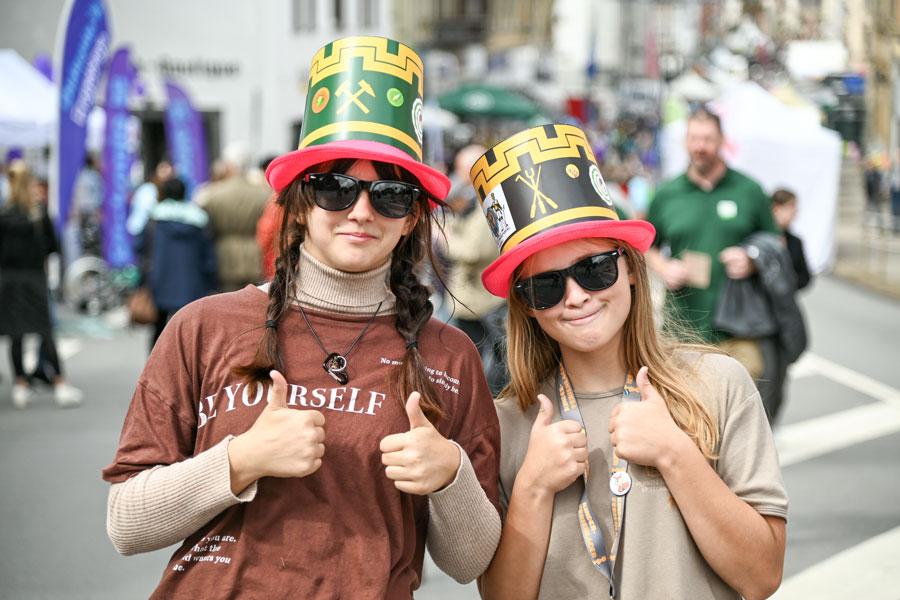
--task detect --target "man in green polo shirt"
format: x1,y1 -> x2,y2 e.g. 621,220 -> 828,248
647,108 -> 778,378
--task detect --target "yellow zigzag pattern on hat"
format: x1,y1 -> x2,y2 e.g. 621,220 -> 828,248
308,36 -> 424,96
470,124 -> 597,195
299,121 -> 422,159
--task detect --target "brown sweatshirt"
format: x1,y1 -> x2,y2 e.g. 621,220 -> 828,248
103,254 -> 501,599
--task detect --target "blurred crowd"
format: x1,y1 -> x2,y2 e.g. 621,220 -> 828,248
863,152 -> 900,234
0,142 -> 276,409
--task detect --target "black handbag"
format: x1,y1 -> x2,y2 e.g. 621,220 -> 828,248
713,276 -> 778,339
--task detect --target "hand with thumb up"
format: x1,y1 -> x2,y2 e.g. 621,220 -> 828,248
227,370 -> 325,495
518,394 -> 589,496
608,366 -> 689,469
379,392 -> 461,495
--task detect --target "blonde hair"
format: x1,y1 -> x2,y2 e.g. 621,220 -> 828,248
7,160 -> 37,216
502,240 -> 720,460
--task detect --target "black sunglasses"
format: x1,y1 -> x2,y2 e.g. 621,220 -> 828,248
303,172 -> 422,219
514,249 -> 623,310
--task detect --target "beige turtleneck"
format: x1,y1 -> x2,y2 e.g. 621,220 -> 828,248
289,245 -> 397,314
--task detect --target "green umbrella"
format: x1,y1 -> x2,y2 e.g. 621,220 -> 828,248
438,83 -> 542,120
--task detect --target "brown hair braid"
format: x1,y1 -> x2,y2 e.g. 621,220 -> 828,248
233,159 -> 446,423
387,198 -> 445,423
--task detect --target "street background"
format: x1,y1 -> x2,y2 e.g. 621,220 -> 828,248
2,0 -> 900,598
1,161 -> 898,599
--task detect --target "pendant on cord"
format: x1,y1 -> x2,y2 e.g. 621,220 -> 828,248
323,352 -> 349,385
299,300 -> 383,388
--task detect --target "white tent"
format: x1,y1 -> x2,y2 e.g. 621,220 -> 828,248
668,71 -> 719,103
423,102 -> 459,129
0,49 -> 56,148
784,40 -> 848,80
661,81 -> 842,274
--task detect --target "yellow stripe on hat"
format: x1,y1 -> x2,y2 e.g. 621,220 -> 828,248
471,124 -> 597,195
299,121 -> 423,159
308,36 -> 425,96
501,206 -> 619,253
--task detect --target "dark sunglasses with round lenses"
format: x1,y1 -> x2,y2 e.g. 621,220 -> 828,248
514,248 -> 624,310
303,172 -> 423,219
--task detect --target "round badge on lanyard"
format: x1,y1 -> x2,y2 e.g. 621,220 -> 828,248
609,471 -> 632,497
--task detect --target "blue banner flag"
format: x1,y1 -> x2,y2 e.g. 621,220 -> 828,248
101,46 -> 136,267
164,80 -> 209,197
54,0 -> 110,232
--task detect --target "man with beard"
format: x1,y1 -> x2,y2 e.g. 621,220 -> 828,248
646,107 -> 779,379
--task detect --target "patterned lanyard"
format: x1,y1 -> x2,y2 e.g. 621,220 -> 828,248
555,363 -> 640,599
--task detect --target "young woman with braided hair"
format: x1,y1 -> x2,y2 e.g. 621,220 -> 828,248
235,158 -> 446,421
102,37 -> 501,599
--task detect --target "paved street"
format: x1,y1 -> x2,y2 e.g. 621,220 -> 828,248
772,275 -> 900,598
1,271 -> 899,599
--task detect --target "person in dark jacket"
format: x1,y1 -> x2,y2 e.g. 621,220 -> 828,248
771,188 -> 812,291
0,160 -> 82,408
138,177 -> 217,350
754,232 -> 807,425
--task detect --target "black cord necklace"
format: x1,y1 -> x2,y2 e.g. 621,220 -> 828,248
298,301 -> 384,385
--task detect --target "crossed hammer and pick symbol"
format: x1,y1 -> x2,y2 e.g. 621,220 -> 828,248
516,166 -> 559,218
336,79 -> 375,114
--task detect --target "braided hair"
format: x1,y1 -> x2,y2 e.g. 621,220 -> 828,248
233,159 -> 447,423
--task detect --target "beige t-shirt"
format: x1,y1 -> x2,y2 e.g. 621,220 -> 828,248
495,351 -> 788,600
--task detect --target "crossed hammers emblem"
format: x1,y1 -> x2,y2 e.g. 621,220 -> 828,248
516,166 -> 559,218
336,79 -> 375,115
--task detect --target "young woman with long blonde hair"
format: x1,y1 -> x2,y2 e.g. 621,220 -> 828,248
471,124 -> 787,600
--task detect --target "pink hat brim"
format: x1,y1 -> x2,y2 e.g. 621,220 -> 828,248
482,219 -> 657,297
265,140 -> 451,200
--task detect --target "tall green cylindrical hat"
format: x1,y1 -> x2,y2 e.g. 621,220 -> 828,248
470,124 -> 655,297
266,36 -> 450,199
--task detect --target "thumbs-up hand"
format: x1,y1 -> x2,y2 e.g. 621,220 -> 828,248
608,366 -> 687,468
227,370 -> 325,494
518,394 -> 589,496
379,392 -> 461,495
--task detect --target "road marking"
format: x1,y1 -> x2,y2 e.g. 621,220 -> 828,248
793,353 -> 900,409
58,338 -> 81,360
23,337 -> 81,373
785,354 -> 819,379
777,353 -> 900,466
775,402 -> 900,466
772,525 -> 900,599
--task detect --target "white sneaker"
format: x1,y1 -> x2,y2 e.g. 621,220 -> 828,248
12,384 -> 31,409
54,383 -> 83,408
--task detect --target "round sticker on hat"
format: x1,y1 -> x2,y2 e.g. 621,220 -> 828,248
589,164 -> 612,206
717,200 -> 738,220
411,98 -> 424,145
312,87 -> 330,114
387,87 -> 404,107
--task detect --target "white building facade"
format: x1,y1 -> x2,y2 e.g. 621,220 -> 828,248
551,0 -> 701,117
2,0 -> 393,164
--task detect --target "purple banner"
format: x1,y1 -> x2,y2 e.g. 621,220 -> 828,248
33,52 -> 54,81
55,0 -> 110,232
101,47 -> 136,268
164,80 -> 208,197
